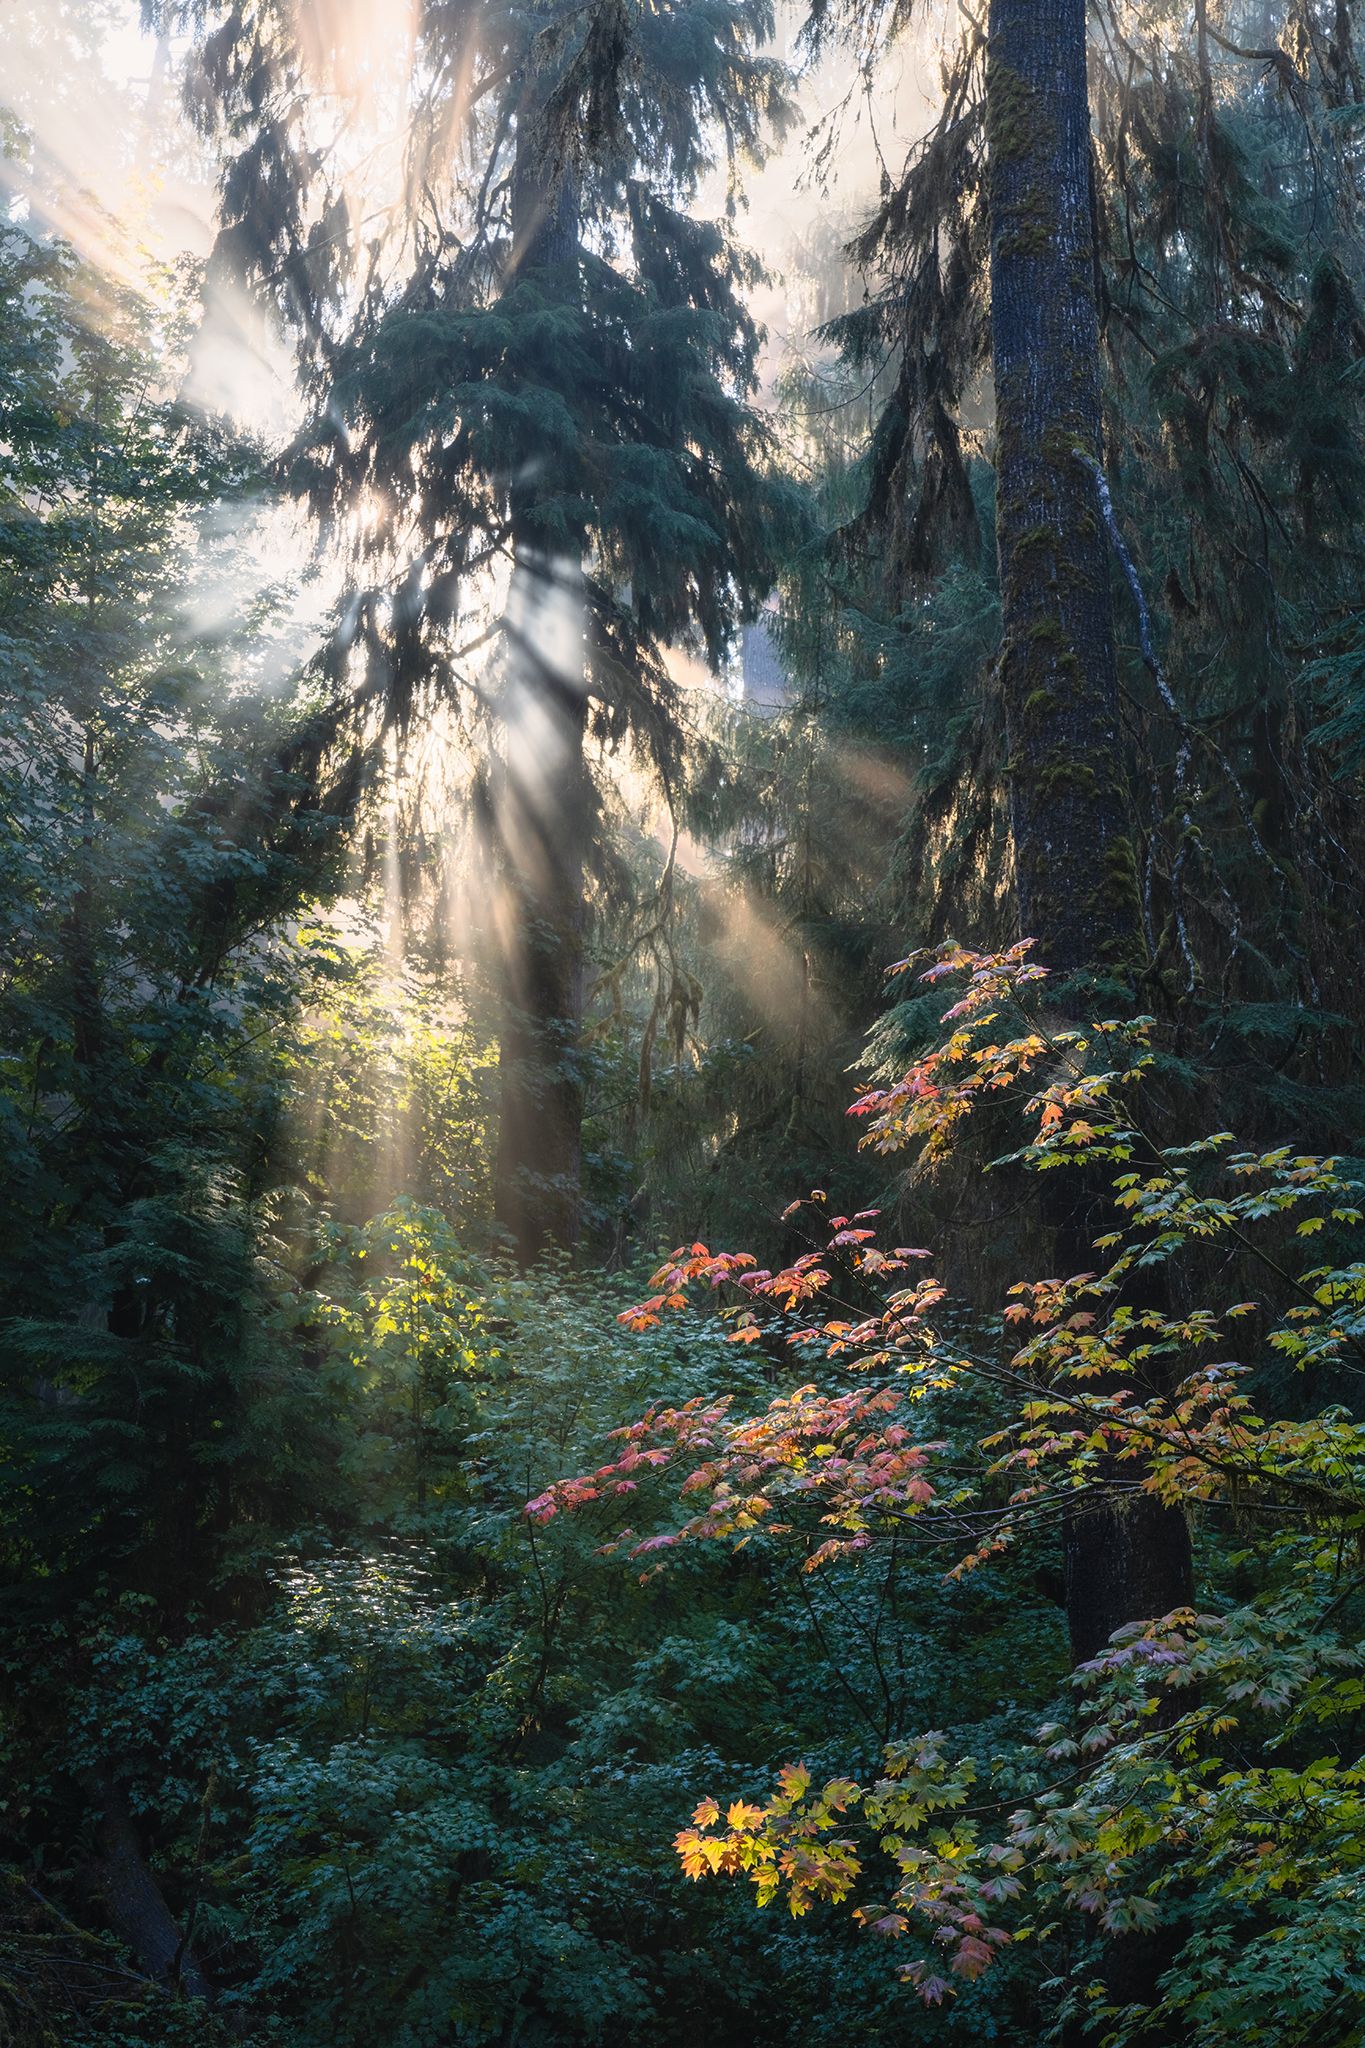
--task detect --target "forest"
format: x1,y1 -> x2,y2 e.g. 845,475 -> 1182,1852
3,0 -> 1365,2042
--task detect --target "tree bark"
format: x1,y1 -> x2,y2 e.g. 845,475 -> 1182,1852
989,0 -> 1132,972
987,0 -> 1194,1664
491,113 -> 591,1265
82,1770 -> 211,2002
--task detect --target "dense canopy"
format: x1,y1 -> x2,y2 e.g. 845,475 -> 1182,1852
3,4 -> 1365,2045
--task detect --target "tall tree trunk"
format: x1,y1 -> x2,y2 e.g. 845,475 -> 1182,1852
989,0 -> 1130,976
491,120 -> 591,1265
987,0 -> 1194,1663
69,725 -> 103,1076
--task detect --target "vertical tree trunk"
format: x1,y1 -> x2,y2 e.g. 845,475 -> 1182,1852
68,724 -> 104,1076
491,122 -> 592,1265
987,0 -> 1194,1663
989,0 -> 1130,974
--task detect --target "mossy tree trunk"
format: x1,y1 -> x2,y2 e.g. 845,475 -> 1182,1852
987,0 -> 1194,1664
491,120 -> 592,1266
989,0 -> 1131,971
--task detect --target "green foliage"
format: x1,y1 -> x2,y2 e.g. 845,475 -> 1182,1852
7,8 -> 1365,2048
782,2 -> 1365,1092
167,0 -> 806,800
545,943 -> 1365,2044
8,1229 -> 969,2044
0,221 -> 361,1617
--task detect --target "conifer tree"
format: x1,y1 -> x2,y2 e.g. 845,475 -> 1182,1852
988,0 -> 1129,977
799,0 -> 1365,1662
814,0 -> 1365,1060
800,0 -> 1197,1663
985,0 -> 1197,1661
165,0 -> 798,1261
492,85 -> 591,1261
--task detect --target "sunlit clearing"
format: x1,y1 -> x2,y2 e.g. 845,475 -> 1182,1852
286,700 -> 494,1222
